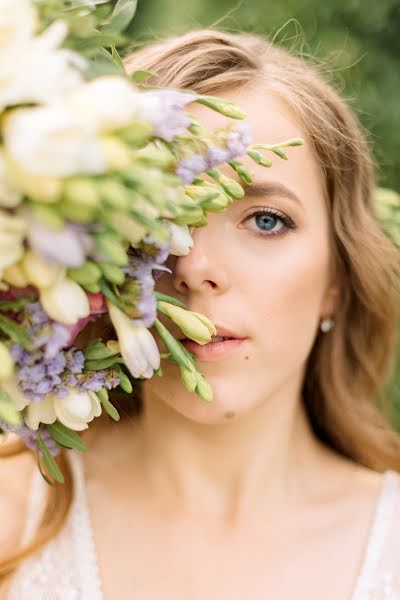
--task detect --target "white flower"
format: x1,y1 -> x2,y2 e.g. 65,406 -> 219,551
0,149 -> 22,208
39,276 -> 90,324
0,209 -> 27,278
26,214 -> 91,268
0,375 -> 30,411
22,249 -> 66,288
65,76 -> 144,133
0,342 -> 14,380
107,301 -> 160,379
164,221 -> 194,256
25,388 -> 102,431
0,3 -> 85,111
2,103 -> 106,179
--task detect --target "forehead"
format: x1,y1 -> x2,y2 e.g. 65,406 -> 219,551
189,84 -> 326,207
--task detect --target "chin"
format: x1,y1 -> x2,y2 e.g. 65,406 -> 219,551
145,372 -> 258,425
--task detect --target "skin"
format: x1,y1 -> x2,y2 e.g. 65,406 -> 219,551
0,85 -> 386,599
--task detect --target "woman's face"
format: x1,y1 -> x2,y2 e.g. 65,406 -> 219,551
146,85 -> 339,423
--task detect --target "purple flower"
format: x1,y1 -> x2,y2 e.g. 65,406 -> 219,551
175,122 -> 253,184
0,421 -> 60,457
143,90 -> 197,142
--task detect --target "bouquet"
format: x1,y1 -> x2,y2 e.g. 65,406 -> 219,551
0,0 -> 395,485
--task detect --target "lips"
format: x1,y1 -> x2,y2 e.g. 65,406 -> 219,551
179,325 -> 246,343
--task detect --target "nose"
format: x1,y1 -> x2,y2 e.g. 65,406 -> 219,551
171,222 -> 230,296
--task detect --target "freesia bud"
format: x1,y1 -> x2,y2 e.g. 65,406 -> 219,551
107,301 -> 160,379
157,302 -> 217,344
22,250 -> 65,288
40,276 -> 90,324
0,342 -> 14,380
165,221 -> 194,256
196,96 -> 246,119
2,260 -> 30,287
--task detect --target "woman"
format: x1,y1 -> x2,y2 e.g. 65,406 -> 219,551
1,29 -> 400,599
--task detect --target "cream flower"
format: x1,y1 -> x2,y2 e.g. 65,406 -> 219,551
25,388 -> 102,431
107,301 -> 160,379
0,342 -> 14,380
65,76 -> 144,133
0,209 -> 27,278
164,221 -> 194,256
2,103 -> 106,180
0,1 -> 85,111
39,276 -> 90,324
0,149 -> 22,208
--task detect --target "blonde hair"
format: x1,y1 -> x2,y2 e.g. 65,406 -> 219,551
1,28 -> 400,586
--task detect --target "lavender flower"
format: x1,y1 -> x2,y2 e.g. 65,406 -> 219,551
175,122 -> 252,184
142,90 -> 197,142
0,420 -> 60,457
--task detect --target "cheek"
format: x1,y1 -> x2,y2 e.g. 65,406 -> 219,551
241,236 -> 330,355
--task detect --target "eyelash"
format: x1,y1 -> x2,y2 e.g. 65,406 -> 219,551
243,208 -> 298,237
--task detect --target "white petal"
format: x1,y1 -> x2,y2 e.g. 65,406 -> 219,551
25,396 -> 57,431
40,276 -> 90,324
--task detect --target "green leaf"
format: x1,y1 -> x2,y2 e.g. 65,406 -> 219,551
103,0 -> 138,34
47,422 -> 88,453
154,291 -> 187,309
96,388 -> 120,421
0,295 -> 36,312
113,364 -> 133,392
37,434 -> 64,484
0,314 -> 32,350
0,390 -> 22,426
84,355 -> 125,370
83,339 -> 120,360
111,44 -> 126,72
131,70 -> 155,84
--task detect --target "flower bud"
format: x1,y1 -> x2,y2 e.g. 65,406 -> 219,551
158,302 -> 217,344
67,261 -> 102,286
101,136 -> 131,171
246,149 -> 272,168
196,96 -> 246,119
22,250 -> 65,288
195,374 -> 213,403
181,366 -> 198,392
93,231 -> 129,266
40,276 -> 90,324
2,260 -> 30,287
0,342 -> 14,380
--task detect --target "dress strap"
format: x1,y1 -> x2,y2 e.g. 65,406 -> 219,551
351,470 -> 400,599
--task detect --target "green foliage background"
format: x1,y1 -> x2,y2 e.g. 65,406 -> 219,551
127,0 -> 400,191
125,0 -> 400,423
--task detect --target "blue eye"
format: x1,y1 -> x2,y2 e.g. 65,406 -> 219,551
244,208 -> 297,237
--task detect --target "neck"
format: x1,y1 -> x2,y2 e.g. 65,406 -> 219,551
125,379 -> 333,526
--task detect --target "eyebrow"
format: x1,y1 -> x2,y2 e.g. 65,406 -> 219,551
243,181 -> 303,208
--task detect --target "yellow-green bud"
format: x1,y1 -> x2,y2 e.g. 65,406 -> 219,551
22,250 -> 65,289
158,302 -> 217,344
64,178 -> 100,208
181,367 -> 198,392
2,261 -> 30,287
93,232 -> 129,266
98,263 -> 126,285
246,149 -> 272,168
196,96 -> 246,119
0,342 -> 14,380
67,261 -> 102,286
195,375 -> 213,403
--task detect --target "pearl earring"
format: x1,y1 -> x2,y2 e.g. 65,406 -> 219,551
320,317 -> 334,332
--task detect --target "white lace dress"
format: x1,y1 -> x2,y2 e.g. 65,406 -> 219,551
5,452 -> 400,599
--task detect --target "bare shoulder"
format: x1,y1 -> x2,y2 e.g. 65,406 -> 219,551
0,449 -> 35,560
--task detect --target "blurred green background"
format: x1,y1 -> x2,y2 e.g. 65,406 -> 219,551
127,0 -> 400,191
125,0 -> 400,423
